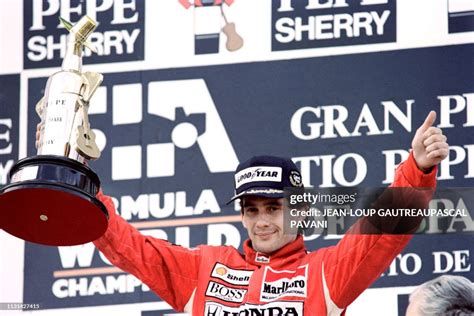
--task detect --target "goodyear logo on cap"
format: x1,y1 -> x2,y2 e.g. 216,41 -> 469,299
235,167 -> 282,189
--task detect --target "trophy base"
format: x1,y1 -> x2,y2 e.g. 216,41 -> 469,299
0,155 -> 108,246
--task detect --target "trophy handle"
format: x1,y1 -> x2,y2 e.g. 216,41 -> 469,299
70,72 -> 103,160
74,98 -> 101,160
82,72 -> 103,102
35,96 -> 45,118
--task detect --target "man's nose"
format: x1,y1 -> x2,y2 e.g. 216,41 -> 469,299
255,211 -> 271,227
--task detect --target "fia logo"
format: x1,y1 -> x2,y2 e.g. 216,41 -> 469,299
89,78 -> 239,181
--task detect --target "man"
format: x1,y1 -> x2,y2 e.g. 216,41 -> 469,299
93,111 -> 448,315
406,275 -> 474,315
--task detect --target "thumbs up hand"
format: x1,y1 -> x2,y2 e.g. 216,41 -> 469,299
411,111 -> 449,171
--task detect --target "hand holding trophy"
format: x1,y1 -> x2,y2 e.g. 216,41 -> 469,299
0,16 -> 108,246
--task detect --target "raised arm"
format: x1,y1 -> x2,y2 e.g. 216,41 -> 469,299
33,123 -> 200,311
321,111 -> 448,310
93,192 -> 200,312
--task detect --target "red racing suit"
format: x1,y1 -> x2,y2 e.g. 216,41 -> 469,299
94,153 -> 437,315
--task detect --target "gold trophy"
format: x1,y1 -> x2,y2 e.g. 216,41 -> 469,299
0,16 -> 108,246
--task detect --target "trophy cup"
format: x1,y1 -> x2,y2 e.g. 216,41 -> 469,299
0,16 -> 108,246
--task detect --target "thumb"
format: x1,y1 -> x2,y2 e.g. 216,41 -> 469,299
418,111 -> 436,132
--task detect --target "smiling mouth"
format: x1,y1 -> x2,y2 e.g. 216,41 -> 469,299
255,231 -> 276,238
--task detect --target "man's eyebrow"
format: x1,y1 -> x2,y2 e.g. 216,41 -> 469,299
242,201 -> 256,208
265,200 -> 283,206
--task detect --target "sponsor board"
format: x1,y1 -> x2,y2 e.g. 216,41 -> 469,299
272,0 -> 396,51
211,263 -> 254,286
204,301 -> 303,316
0,0 -> 471,313
205,281 -> 247,303
260,265 -> 308,302
24,0 -> 145,68
20,45 -> 473,309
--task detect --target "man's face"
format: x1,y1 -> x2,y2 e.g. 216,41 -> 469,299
241,196 -> 297,255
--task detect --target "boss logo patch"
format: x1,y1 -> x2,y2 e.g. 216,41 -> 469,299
205,281 -> 247,303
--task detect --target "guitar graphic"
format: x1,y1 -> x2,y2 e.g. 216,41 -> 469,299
220,5 -> 244,52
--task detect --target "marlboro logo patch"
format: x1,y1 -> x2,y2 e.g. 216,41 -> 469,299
260,265 -> 308,302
